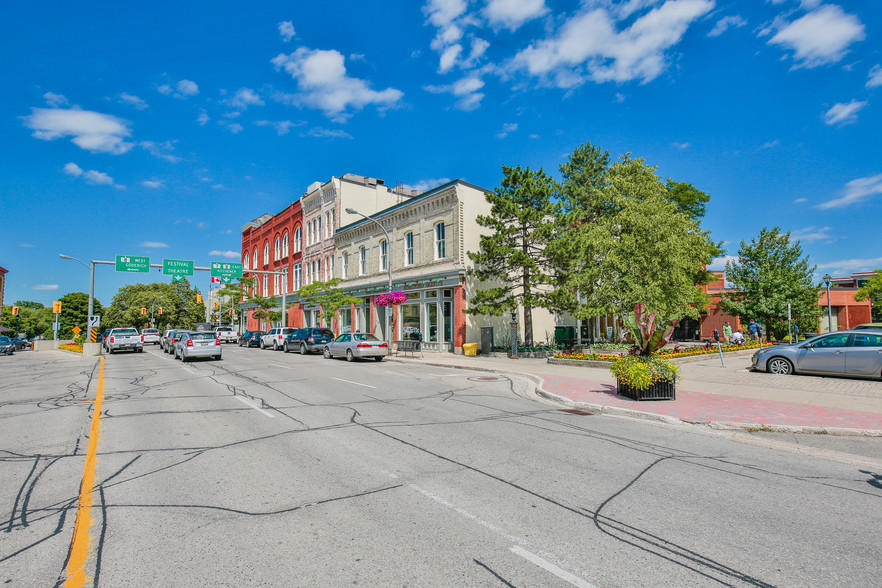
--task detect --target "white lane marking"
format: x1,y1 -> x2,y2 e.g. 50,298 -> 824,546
510,546 -> 598,588
332,377 -> 377,389
234,395 -> 275,418
409,484 -> 596,587
145,349 -> 173,361
268,363 -> 293,369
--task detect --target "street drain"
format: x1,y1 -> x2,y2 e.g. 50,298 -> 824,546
561,409 -> 593,415
469,376 -> 503,382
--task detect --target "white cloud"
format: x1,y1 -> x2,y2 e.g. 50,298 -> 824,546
766,5 -> 865,68
19,243 -> 35,248
209,250 -> 241,258
227,87 -> 264,110
510,0 -> 714,87
823,100 -> 867,126
271,48 -> 403,121
117,92 -> 148,110
142,180 -> 163,189
495,122 -> 518,138
220,121 -> 244,134
484,0 -> 547,31
709,254 -> 739,270
196,109 -> 210,125
424,75 -> 485,110
439,44 -> 463,73
790,226 -> 832,242
868,65 -> 882,89
817,174 -> 882,209
140,140 -> 182,162
761,139 -> 780,149
32,284 -> 59,291
708,14 -> 747,37
140,241 -> 169,248
63,161 -> 124,188
302,127 -> 354,140
23,108 -> 133,154
255,119 -> 300,135
43,92 -> 68,107
672,142 -> 690,150
793,197 -> 807,203
279,21 -> 295,42
816,257 -> 882,275
404,178 -> 451,192
159,79 -> 199,98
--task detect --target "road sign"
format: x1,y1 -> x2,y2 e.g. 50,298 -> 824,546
220,276 -> 232,284
386,307 -> 393,317
53,301 -> 62,313
210,262 -> 242,279
163,259 -> 194,276
88,315 -> 101,328
72,326 -> 81,335
115,255 -> 150,273
172,275 -> 186,282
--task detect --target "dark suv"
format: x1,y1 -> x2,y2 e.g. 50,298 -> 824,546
238,330 -> 264,348
284,328 -> 335,354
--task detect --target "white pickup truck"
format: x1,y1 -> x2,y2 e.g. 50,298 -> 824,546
215,326 -> 238,344
105,328 -> 143,354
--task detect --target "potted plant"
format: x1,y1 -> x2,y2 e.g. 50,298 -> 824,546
610,304 -> 679,401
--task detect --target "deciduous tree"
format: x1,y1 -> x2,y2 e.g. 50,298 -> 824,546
295,278 -> 361,330
854,269 -> 882,322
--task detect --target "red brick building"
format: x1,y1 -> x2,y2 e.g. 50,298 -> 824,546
818,288 -> 872,332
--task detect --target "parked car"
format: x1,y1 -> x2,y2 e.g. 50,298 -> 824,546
752,330 -> 882,379
853,323 -> 882,331
141,328 -> 161,345
238,330 -> 264,347
0,336 -> 15,355
12,337 -> 29,350
160,329 -> 177,352
284,328 -> 335,354
163,330 -> 184,354
323,332 -> 389,362
174,331 -> 222,362
215,326 -> 239,343
260,327 -> 296,350
98,329 -> 111,344
105,328 -> 143,354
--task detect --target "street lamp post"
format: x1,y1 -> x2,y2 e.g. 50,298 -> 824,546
345,208 -> 393,347
822,273 -> 833,333
59,254 -> 95,336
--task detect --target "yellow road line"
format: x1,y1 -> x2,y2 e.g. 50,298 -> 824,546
65,357 -> 105,587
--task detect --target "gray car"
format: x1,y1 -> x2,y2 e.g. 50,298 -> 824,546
752,330 -> 882,379
323,332 -> 389,362
174,331 -> 222,362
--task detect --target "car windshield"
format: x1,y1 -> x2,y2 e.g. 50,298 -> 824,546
0,337 -> 12,344
353,334 -> 379,341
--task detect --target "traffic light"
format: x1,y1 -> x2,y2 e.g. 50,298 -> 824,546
157,307 -> 163,315
196,294 -> 203,304
214,301 -> 219,310
228,309 -> 233,316
52,301 -> 62,313
11,306 -> 19,316
141,307 -> 147,315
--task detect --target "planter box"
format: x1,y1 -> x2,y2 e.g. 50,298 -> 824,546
617,378 -> 676,401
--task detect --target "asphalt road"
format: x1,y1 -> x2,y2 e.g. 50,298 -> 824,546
3,346 -> 882,587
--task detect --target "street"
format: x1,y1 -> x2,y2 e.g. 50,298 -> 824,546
3,347 -> 882,587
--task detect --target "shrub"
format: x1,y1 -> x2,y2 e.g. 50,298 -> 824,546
609,354 -> 679,390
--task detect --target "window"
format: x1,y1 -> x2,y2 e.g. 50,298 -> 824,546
253,249 -> 258,269
359,246 -> 366,275
325,256 -> 331,280
329,255 -> 335,279
380,239 -> 387,271
264,243 -> 269,265
812,334 -> 850,348
274,237 -> 281,261
405,232 -> 414,266
434,222 -> 446,259
263,275 -> 268,295
294,264 -> 301,290
853,334 -> 882,347
342,252 -> 349,279
306,222 -> 312,245
316,259 -> 322,281
326,212 -> 331,238
317,216 -> 322,240
331,209 -> 336,230
294,227 -> 302,252
282,232 -> 289,257
244,253 -> 249,270
306,263 -> 311,284
274,273 -> 280,294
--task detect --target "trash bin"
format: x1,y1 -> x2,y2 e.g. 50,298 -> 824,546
463,342 -> 478,356
480,327 -> 494,354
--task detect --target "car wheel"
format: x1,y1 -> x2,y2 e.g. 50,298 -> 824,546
346,349 -> 354,362
260,340 -> 265,349
300,343 -> 308,356
283,343 -> 289,353
323,346 -> 331,359
182,351 -> 190,362
108,347 -> 114,354
273,341 -> 279,351
214,355 -> 221,360
374,356 -> 384,362
767,357 -> 793,375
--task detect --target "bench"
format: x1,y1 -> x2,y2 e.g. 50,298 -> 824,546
396,340 -> 421,357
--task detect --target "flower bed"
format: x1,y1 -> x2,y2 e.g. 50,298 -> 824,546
58,343 -> 83,353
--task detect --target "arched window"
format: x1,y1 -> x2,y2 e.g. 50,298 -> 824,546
264,243 -> 270,266
274,237 -> 281,261
359,246 -> 366,275
282,232 -> 289,258
434,222 -> 446,259
317,216 -> 323,240
294,227 -> 302,252
263,275 -> 268,296
244,253 -> 250,270
379,239 -> 387,271
342,252 -> 349,279
253,248 -> 258,269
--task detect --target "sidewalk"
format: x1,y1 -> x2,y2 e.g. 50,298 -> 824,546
385,351 -> 882,435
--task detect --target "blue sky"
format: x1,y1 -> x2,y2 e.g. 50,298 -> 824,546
2,0 -> 880,308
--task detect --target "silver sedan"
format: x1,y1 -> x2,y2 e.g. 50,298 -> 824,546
174,331 -> 222,362
752,330 -> 882,379
323,332 -> 389,362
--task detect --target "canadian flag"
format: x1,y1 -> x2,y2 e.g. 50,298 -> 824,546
210,276 -> 221,284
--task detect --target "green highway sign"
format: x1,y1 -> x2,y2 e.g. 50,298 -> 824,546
115,255 -> 150,273
210,261 -> 242,279
221,276 -> 232,284
163,259 -> 194,276
172,275 -> 186,282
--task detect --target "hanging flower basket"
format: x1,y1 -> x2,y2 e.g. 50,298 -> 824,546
375,291 -> 407,306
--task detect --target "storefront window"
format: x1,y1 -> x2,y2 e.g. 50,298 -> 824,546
401,304 -> 421,341
427,303 -> 438,342
443,301 -> 452,343
340,308 -> 352,333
